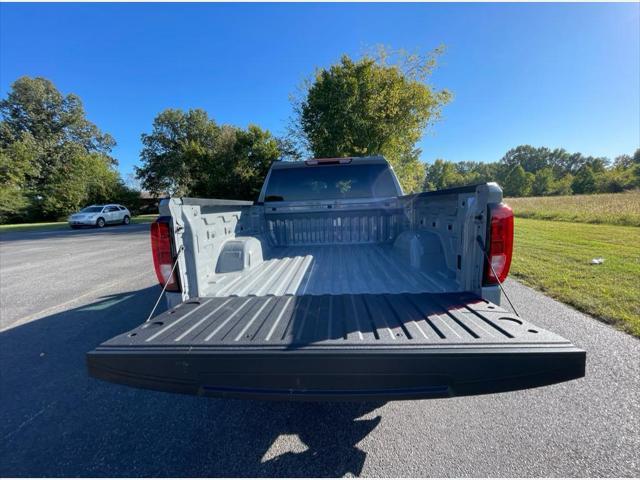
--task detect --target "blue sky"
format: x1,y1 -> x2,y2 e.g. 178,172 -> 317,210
1,3 -> 639,178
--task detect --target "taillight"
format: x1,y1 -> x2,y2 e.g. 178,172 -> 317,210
483,203 -> 514,285
150,217 -> 180,292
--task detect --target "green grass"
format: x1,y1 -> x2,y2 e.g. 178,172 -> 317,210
511,218 -> 640,337
506,190 -> 640,227
130,214 -> 157,224
0,214 -> 157,233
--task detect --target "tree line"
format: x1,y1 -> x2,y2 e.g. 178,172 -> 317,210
424,145 -> 640,197
1,46 -> 638,223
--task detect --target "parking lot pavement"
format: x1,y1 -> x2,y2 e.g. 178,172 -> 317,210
0,226 -> 638,477
0,224 -> 154,331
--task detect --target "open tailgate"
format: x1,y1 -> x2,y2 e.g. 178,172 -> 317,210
87,292 -> 585,401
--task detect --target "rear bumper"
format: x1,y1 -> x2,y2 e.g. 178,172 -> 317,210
87,345 -> 585,401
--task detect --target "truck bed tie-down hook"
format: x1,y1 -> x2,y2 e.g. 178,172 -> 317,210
145,245 -> 184,323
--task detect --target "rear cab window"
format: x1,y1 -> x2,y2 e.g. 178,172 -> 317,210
264,164 -> 399,202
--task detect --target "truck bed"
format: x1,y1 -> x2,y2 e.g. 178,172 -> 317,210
206,244 -> 457,297
87,292 -> 585,400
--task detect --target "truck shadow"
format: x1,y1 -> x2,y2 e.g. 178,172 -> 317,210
0,287 -> 383,477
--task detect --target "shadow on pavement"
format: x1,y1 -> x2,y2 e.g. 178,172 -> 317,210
0,286 -> 383,477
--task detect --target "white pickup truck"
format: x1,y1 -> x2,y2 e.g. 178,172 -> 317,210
88,156 -> 585,400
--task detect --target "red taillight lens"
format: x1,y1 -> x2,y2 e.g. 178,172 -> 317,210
483,203 -> 514,285
150,218 -> 180,291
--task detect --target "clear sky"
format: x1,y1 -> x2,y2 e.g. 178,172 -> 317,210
1,2 -> 639,178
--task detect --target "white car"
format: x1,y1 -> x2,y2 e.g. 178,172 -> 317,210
68,204 -> 131,228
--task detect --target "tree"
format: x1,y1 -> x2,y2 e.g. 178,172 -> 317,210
531,167 -> 555,196
424,145 -> 639,198
136,109 -> 280,200
550,174 -> 574,195
214,124 -> 281,200
500,145 -> 552,174
137,109 -> 219,196
571,166 -> 597,194
613,154 -> 633,169
0,133 -> 39,221
293,47 -> 451,192
424,159 -> 465,190
394,150 -> 426,194
0,76 -> 124,221
502,165 -> 533,197
633,149 -> 640,187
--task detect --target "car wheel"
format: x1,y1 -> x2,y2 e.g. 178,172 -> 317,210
70,225 -> 79,229
96,217 -> 106,228
123,215 -> 130,225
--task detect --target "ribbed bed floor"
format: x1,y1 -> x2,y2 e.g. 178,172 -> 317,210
205,244 -> 457,297
105,292 -> 565,348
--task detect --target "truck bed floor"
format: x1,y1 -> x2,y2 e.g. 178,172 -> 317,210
102,292 -> 572,348
206,244 -> 457,297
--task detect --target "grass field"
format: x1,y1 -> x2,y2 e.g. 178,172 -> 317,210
510,218 -> 640,337
506,190 -> 640,227
0,214 -> 157,233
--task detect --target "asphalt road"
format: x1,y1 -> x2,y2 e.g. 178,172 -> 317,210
1,225 -> 638,477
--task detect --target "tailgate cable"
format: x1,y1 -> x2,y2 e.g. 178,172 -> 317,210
146,245 -> 184,323
476,235 -> 520,317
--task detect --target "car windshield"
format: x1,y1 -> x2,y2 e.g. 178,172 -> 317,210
80,206 -> 103,213
264,164 -> 398,202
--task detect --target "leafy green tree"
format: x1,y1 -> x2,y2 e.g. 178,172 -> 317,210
632,149 -> 640,187
424,159 -> 465,191
0,76 -> 125,221
137,109 -> 219,196
453,161 -> 498,184
502,165 -> 533,197
293,47 -> 451,192
531,167 -> 555,196
597,162 -> 637,193
423,159 -> 502,192
394,150 -> 426,194
424,145 -> 639,198
0,133 -> 39,221
584,157 -> 610,174
501,145 -> 552,174
136,109 -> 280,200
571,166 -> 597,194
613,154 -> 633,169
550,174 -> 574,195
214,124 -> 281,200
